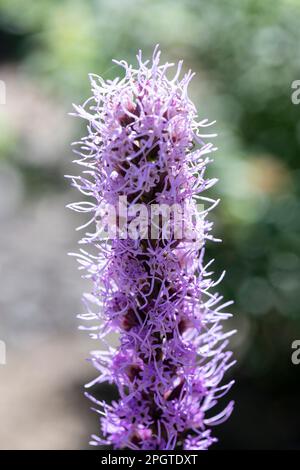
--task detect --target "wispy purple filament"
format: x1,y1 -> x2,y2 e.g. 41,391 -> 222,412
69,47 -> 235,450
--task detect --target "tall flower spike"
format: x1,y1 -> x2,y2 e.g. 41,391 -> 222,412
68,47 -> 235,450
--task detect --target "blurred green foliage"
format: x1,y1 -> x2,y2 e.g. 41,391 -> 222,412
0,0 -> 300,448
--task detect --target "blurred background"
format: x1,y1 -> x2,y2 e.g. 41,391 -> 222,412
0,0 -> 300,449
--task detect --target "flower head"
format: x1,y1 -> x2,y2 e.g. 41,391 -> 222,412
69,46 -> 235,450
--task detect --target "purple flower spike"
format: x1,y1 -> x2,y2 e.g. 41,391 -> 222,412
68,46 -> 235,450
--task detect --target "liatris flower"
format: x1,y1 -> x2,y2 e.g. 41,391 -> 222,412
68,46 -> 235,450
